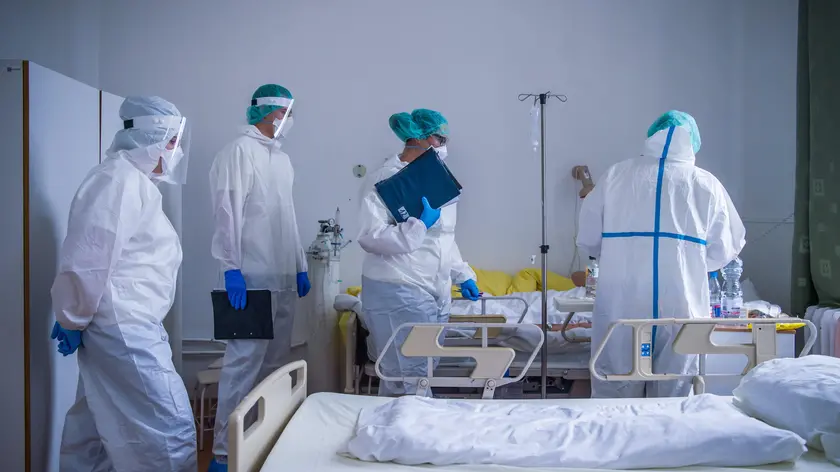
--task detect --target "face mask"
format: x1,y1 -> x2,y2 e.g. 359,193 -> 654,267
272,115 -> 294,139
153,147 -> 184,183
434,145 -> 448,160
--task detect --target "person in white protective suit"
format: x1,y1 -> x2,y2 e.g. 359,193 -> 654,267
577,110 -> 745,399
359,109 -> 481,397
208,84 -> 310,471
49,96 -> 196,471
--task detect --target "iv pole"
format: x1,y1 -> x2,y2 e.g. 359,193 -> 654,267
517,91 -> 567,399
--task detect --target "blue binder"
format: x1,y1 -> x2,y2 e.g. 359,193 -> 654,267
375,148 -> 462,223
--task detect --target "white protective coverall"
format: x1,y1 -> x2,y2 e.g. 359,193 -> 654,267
209,125 -> 307,456
358,154 -> 475,396
577,126 -> 745,398
51,99 -> 195,471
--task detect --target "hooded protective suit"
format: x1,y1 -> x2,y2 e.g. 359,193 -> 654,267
51,96 -> 196,471
209,125 -> 306,457
358,154 -> 475,396
578,124 -> 745,398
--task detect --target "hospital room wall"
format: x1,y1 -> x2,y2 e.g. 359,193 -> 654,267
95,0 -> 800,341
0,0 -> 101,88
734,0 -> 799,313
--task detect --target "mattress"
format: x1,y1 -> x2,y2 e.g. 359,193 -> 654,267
260,393 -> 835,472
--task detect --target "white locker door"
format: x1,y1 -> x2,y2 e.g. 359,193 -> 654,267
27,61 -> 101,472
0,59 -> 26,472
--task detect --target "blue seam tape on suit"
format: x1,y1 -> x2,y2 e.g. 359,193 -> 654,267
650,126 -> 675,356
602,232 -> 707,245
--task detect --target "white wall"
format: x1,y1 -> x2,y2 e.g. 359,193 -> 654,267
734,0 -> 799,312
96,0 -> 800,340
0,0 -> 100,88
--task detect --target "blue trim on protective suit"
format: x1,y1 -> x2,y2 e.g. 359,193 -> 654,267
602,232 -> 707,245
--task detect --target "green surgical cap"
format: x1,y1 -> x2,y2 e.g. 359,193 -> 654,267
389,113 -> 423,142
247,84 -> 293,125
647,110 -> 701,154
389,108 -> 450,142
410,108 -> 449,138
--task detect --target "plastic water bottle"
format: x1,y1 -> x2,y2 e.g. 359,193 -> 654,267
585,257 -> 598,298
708,272 -> 722,318
721,258 -> 744,319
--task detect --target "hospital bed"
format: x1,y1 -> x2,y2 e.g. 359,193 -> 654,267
227,317 -> 832,472
339,291 -> 595,398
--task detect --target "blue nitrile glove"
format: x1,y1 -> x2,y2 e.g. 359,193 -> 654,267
224,269 -> 247,310
297,272 -> 311,298
460,279 -> 481,301
207,457 -> 227,472
50,321 -> 83,356
419,196 -> 441,229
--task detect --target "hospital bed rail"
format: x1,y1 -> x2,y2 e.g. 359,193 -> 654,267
451,295 -> 530,323
554,297 -> 594,344
375,322 -> 545,399
340,295 -> 591,396
451,295 -> 593,344
228,318 -> 815,471
339,296 -> 530,394
591,317 -> 818,394
444,295 -> 529,345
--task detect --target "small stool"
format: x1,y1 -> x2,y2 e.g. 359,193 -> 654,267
193,368 -> 221,450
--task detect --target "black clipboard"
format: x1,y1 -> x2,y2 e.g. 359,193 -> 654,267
374,147 -> 462,222
211,289 -> 274,340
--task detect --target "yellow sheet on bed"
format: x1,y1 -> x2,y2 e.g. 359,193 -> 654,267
346,267 -> 576,298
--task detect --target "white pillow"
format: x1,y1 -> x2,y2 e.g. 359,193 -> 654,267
733,355 -> 840,465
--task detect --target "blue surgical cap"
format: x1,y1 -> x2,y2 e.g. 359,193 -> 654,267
247,84 -> 293,125
410,109 -> 449,138
647,110 -> 701,154
109,96 -> 181,152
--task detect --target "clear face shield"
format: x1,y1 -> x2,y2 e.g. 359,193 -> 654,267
253,96 -> 295,140
123,115 -> 192,185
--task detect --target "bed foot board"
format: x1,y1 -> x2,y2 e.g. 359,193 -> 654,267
229,360 -> 307,472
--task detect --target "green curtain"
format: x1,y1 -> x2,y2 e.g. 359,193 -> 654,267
790,0 -> 840,316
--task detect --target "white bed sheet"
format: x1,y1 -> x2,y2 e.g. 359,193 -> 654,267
260,393 -> 835,472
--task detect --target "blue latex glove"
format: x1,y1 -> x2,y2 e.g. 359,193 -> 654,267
419,196 -> 441,229
460,279 -> 481,301
50,321 -> 83,356
224,269 -> 247,310
297,272 -> 311,298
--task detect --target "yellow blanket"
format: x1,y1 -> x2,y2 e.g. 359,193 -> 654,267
346,266 -> 576,297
